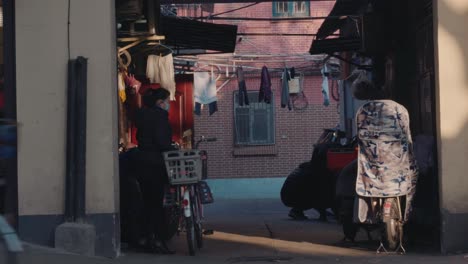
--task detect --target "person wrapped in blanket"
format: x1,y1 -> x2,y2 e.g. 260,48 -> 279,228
353,80 -> 418,224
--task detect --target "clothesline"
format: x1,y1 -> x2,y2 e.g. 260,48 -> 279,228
174,58 -> 321,75
178,53 -> 328,59
175,56 -> 326,64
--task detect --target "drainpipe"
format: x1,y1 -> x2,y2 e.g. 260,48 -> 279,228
74,57 -> 87,221
65,57 -> 88,222
65,59 -> 77,221
56,57 -> 94,256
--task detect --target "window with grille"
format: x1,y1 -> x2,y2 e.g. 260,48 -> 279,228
273,1 -> 310,17
233,91 -> 275,145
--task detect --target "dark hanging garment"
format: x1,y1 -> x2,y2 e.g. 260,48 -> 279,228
290,67 -> 296,79
259,66 -> 272,104
281,68 -> 292,110
237,66 -> 249,106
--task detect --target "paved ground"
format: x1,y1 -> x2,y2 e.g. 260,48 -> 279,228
7,199 -> 468,263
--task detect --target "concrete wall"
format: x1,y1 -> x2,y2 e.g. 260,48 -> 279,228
433,0 -> 468,254
15,0 -> 119,257
16,0 -> 69,216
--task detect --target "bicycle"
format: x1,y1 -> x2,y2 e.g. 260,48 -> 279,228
163,137 -> 216,256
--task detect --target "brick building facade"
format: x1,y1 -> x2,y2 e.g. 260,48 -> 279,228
177,2 -> 339,179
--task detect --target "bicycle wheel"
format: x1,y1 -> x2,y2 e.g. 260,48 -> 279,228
185,214 -> 196,256
192,189 -> 203,249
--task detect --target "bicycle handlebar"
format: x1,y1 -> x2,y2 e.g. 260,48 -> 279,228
195,137 -> 217,149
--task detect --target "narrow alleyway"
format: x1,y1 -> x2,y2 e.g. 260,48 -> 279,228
12,199 -> 466,264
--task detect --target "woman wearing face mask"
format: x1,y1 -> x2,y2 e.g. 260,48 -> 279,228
135,88 -> 175,254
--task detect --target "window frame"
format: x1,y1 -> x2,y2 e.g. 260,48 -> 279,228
233,91 -> 276,146
272,1 -> 310,18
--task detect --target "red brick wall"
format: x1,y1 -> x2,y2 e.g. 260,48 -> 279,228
179,2 -> 335,54
177,2 -> 339,178
194,72 -> 339,179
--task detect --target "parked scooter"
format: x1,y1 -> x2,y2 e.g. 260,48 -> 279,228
336,159 -> 410,254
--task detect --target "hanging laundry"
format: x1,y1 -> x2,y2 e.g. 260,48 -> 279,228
321,65 -> 330,106
118,71 -> 127,103
194,102 -> 218,116
236,66 -> 249,106
281,68 -> 292,110
259,66 -> 272,104
290,67 -> 296,79
146,53 -> 176,100
193,72 -> 218,116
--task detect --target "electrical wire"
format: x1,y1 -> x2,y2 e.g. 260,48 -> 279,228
194,16 -> 352,21
200,2 -> 260,19
292,92 -> 309,111
331,80 -> 340,101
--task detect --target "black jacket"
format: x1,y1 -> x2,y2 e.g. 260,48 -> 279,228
135,106 -> 173,153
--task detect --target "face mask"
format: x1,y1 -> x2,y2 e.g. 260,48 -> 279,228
163,100 -> 170,111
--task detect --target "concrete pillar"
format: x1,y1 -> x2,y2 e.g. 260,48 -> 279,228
433,0 -> 468,254
15,0 -> 119,257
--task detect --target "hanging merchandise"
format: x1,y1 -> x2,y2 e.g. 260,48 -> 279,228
117,72 -> 129,145
118,49 -> 132,70
118,71 -> 127,103
124,74 -> 142,131
258,66 -> 272,104
193,72 -> 218,116
321,65 -> 330,106
124,73 -> 142,95
146,53 -> 176,100
236,66 -> 249,106
281,67 -> 292,110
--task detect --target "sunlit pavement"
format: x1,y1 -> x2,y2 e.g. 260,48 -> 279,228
11,199 -> 468,263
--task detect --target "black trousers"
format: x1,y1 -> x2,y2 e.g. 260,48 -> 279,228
137,151 -> 167,241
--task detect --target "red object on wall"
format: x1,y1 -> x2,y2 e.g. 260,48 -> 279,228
129,77 -> 194,146
169,75 -> 194,145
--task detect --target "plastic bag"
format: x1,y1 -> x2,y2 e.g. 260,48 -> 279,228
351,70 -> 371,92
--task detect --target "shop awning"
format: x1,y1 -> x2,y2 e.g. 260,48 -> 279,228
310,0 -> 369,54
161,16 -> 238,53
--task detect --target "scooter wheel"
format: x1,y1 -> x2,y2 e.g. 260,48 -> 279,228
382,198 -> 402,250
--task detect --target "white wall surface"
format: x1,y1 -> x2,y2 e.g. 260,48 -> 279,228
434,0 -> 468,214
16,0 -> 118,215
